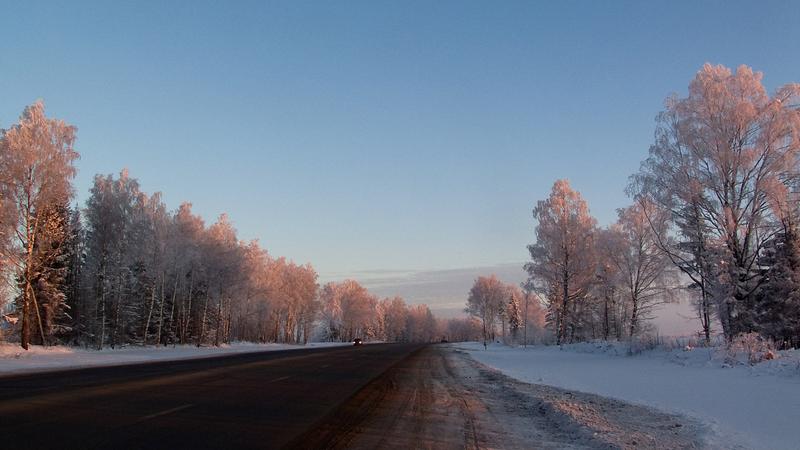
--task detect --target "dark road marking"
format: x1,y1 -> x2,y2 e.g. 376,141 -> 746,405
139,404 -> 193,422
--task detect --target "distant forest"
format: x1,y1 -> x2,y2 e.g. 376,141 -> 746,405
0,103 -> 472,350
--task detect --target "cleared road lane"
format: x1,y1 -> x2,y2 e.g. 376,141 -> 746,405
0,343 -> 424,449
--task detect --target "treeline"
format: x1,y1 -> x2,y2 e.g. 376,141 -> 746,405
524,64 -> 800,347
0,102 -> 453,349
318,279 -> 475,343
465,275 -> 547,345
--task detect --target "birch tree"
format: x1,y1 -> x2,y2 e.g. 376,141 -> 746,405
380,296 -> 408,342
525,180 -> 597,344
405,304 -> 438,343
202,214 -> 241,346
466,275 -> 507,345
136,192 -> 170,345
170,203 -> 205,344
0,175 -> 13,292
0,102 -> 79,349
604,201 -> 675,338
83,171 -> 139,349
631,64 -> 800,340
319,280 -> 377,342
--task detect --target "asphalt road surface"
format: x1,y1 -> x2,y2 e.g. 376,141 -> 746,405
0,343 -> 426,450
1,344 -> 708,449
289,344 -> 486,449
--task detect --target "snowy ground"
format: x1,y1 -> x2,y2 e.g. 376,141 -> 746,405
0,341 -> 349,376
453,341 -> 800,450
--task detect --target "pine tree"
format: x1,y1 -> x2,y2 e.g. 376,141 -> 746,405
27,202 -> 73,343
755,221 -> 800,348
63,207 -> 85,344
507,291 -> 522,344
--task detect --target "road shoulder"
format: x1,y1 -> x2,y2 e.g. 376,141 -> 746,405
294,345 -> 711,449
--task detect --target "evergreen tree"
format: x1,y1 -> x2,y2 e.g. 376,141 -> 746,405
63,207 -> 85,344
755,221 -> 800,347
507,291 -> 522,344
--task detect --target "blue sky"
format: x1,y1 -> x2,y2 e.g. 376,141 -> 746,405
2,1 -> 799,280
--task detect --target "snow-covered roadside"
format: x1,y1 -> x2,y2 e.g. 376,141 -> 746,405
453,342 -> 800,450
0,342 -> 349,376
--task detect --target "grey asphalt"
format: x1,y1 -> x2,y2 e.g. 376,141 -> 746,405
0,343 -> 424,449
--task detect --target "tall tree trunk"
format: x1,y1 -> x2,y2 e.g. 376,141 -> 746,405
111,275 -> 122,349
629,295 -> 639,338
560,252 -> 570,345
168,275 -> 179,346
603,294 -> 610,340
198,290 -> 209,347
226,306 -> 233,344
181,272 -> 194,344
20,295 -> 30,350
28,285 -> 47,346
699,281 -> 711,345
214,289 -> 223,347
156,274 -> 166,346
142,280 -> 157,345
523,292 -> 529,347
98,273 -> 106,350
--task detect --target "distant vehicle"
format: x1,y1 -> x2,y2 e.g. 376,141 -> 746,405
353,338 -> 363,346
440,338 -> 448,343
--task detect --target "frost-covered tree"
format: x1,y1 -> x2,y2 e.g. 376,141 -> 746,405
507,287 -> 522,344
24,201 -> 74,343
754,189 -> 800,347
631,64 -> 800,340
83,170 -> 140,349
674,202 -> 719,345
379,296 -> 408,342
405,304 -> 438,343
170,202 -> 205,345
61,206 -> 84,343
201,214 -> 242,347
0,102 -> 79,349
0,102 -> 442,348
319,280 -> 377,342
444,317 -> 482,342
466,275 -> 507,344
135,192 -> 170,346
604,201 -> 675,338
0,176 -> 13,295
525,180 -> 597,344
594,231 -> 625,340
262,257 -> 319,344
523,292 -> 548,345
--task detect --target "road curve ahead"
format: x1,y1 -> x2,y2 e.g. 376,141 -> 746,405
0,343 -> 424,450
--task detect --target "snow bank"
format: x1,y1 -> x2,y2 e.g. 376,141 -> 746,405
453,341 -> 800,450
0,341 -> 349,376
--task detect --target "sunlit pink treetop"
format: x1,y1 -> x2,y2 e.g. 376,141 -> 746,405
1,101 -> 79,235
